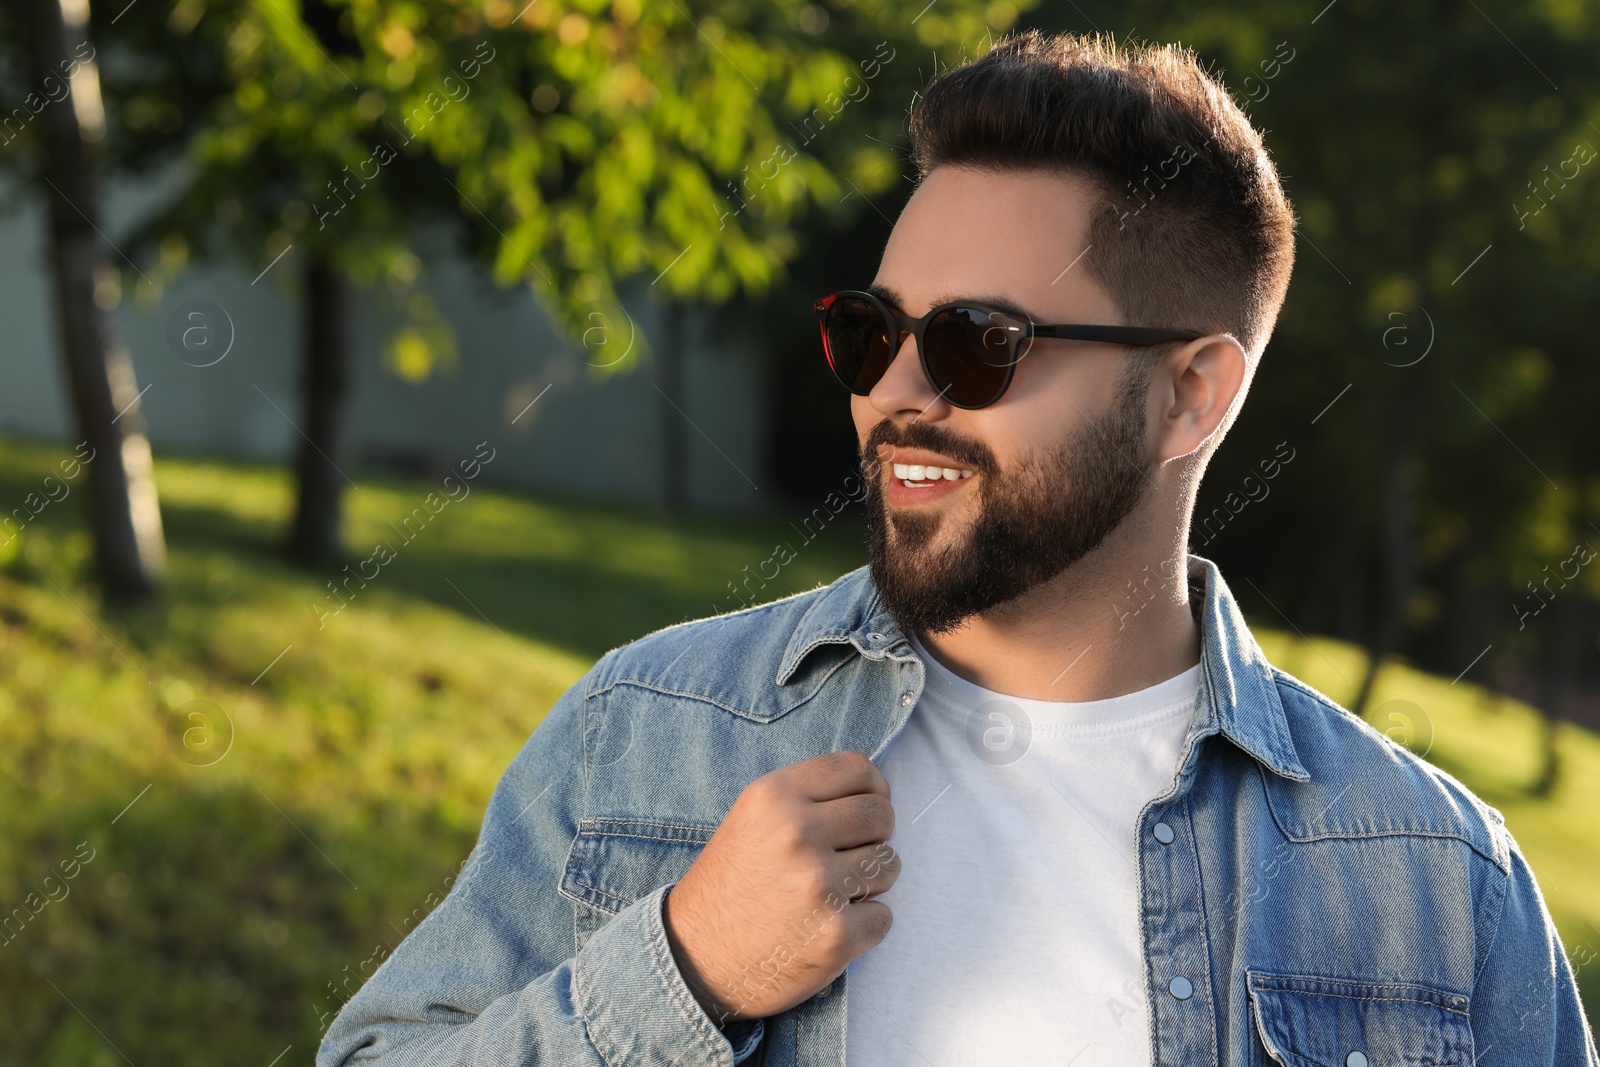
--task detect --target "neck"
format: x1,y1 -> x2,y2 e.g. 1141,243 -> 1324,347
911,527 -> 1202,702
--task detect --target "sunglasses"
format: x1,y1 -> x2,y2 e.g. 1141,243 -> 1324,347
814,289 -> 1204,410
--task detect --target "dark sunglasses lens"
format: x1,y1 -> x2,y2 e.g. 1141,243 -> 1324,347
924,307 -> 1021,406
822,297 -> 895,394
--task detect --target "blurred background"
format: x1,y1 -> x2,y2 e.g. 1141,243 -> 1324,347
2,0 -> 1599,1059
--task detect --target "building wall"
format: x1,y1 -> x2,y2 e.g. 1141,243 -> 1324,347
0,180 -> 770,514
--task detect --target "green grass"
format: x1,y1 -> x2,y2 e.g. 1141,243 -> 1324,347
0,438 -> 1595,1062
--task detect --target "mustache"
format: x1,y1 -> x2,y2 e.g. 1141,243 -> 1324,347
860,419 -> 996,476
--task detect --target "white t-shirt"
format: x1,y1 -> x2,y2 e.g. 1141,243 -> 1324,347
844,634 -> 1202,1067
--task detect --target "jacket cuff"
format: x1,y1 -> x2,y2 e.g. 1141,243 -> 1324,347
574,883 -> 758,1067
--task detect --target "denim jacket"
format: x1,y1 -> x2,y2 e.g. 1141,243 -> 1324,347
318,555 -> 1599,1067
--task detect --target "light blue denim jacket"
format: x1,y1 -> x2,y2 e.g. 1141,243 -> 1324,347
318,555 -> 1599,1067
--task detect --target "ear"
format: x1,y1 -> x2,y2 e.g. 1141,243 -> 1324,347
1154,334 -> 1249,463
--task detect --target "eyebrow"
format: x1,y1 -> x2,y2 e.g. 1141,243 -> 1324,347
866,283 -> 1044,323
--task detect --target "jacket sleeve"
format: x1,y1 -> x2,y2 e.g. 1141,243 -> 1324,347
316,657 -> 767,1067
1470,823 -> 1600,1066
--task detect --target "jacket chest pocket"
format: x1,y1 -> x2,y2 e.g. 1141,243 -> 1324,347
558,816 -> 715,948
1247,970 -> 1474,1067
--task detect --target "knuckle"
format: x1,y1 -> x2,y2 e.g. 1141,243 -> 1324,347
791,802 -> 828,843
840,748 -> 872,770
830,749 -> 872,778
818,909 -> 855,954
797,857 -> 834,901
864,902 -> 894,942
849,799 -> 882,842
765,766 -> 798,798
740,772 -> 777,809
881,846 -> 903,880
772,814 -> 810,856
862,843 -> 900,881
867,794 -> 895,837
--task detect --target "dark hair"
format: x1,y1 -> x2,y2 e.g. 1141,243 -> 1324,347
908,30 -> 1297,362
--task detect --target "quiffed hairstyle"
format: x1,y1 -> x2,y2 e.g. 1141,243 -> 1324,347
908,30 -> 1297,363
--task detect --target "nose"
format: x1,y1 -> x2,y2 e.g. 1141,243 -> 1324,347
868,329 -> 952,422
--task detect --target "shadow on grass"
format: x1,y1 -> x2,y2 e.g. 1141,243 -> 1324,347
145,472 -> 869,661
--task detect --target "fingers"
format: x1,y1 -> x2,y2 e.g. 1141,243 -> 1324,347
786,750 -> 890,804
816,791 -> 895,852
834,841 -> 900,903
839,898 -> 894,947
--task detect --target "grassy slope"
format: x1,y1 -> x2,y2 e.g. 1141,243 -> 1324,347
0,439 -> 1594,1063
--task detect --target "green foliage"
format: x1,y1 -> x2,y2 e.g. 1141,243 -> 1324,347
114,0 -> 1026,377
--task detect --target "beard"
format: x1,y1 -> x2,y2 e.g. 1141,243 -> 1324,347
861,374 -> 1154,636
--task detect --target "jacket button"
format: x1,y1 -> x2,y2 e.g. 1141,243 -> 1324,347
816,982 -> 832,998
1345,1053 -> 1367,1067
1168,976 -> 1193,1000
901,692 -> 912,706
1152,821 -> 1175,844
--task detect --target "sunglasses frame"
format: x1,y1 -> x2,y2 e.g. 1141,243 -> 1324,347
814,289 -> 1206,410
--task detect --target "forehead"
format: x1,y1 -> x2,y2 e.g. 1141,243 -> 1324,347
873,165 -> 1117,321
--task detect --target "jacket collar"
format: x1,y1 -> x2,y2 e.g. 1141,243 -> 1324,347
777,554 -> 1310,783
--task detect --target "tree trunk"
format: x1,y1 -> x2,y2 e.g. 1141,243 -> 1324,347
1528,592 -> 1584,797
286,254 -> 353,567
656,302 -> 689,512
28,0 -> 165,600
1352,404 -> 1419,716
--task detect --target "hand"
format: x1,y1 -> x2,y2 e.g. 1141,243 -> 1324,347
661,750 -> 900,1025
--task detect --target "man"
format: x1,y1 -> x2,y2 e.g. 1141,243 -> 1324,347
319,30 -> 1599,1067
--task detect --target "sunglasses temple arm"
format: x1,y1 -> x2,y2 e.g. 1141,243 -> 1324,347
1031,324 -> 1203,345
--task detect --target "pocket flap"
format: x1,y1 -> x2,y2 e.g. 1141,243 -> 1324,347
558,816 -> 715,917
1247,970 -> 1473,1067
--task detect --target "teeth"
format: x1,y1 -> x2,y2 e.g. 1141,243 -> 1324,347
888,462 -> 977,486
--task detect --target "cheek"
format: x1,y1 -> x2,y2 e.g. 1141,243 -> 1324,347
1015,343 -> 1123,406
969,405 -> 1048,472
850,396 -> 880,439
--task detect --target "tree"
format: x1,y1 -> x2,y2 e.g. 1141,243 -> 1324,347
2,0 -> 168,599
122,0 -> 461,567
